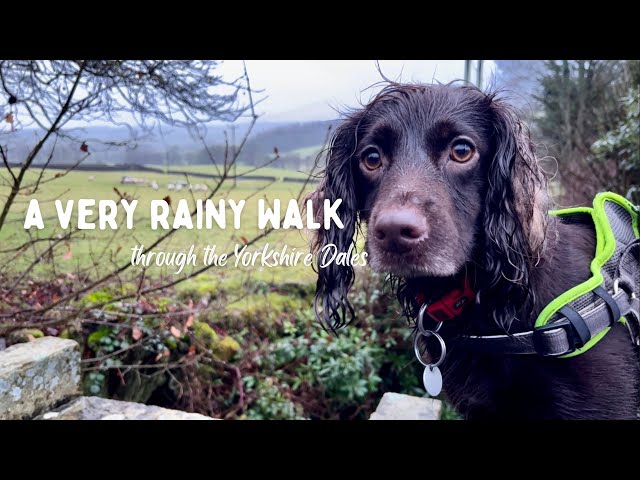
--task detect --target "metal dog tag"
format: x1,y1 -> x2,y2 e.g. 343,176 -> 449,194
423,365 -> 442,396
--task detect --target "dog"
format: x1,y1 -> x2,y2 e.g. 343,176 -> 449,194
308,82 -> 640,419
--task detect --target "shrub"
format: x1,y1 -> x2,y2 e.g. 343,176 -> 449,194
62,267 -> 456,420
244,377 -> 307,420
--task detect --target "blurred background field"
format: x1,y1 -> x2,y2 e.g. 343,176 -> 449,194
0,168 -> 317,282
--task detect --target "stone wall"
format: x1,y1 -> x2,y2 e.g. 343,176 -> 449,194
0,337 -> 213,420
1,336 -> 442,420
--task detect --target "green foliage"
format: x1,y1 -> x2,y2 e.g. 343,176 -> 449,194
85,326 -> 128,394
536,61 -> 623,145
309,328 -> 384,402
85,372 -> 107,396
244,377 -> 307,420
592,88 -> 640,204
534,60 -> 637,204
87,326 -> 115,349
255,323 -> 384,410
82,290 -> 115,307
81,285 -> 138,308
49,264 -> 452,420
235,269 -> 437,419
86,325 -> 132,366
440,400 -> 463,420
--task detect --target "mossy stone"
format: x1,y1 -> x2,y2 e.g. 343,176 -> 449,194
7,328 -> 45,346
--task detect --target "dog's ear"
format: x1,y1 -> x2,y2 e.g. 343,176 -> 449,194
482,97 -> 549,330
306,115 -> 362,331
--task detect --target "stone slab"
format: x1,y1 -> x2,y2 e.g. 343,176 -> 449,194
37,396 -> 215,420
369,392 -> 442,420
0,337 -> 81,420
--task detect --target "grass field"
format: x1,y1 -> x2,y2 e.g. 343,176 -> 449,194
0,168 -> 321,285
288,145 -> 325,159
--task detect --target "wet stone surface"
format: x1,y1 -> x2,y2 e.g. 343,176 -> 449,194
369,392 -> 442,420
0,337 -> 81,420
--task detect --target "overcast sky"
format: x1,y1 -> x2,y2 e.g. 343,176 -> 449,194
217,60 -> 497,122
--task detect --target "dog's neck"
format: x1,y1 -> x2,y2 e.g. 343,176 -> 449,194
404,216 -> 596,336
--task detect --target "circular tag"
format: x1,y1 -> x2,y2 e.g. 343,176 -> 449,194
423,366 -> 443,396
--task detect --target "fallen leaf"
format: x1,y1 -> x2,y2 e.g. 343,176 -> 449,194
170,326 -> 182,338
185,314 -> 194,329
132,327 -> 143,341
187,345 -> 196,356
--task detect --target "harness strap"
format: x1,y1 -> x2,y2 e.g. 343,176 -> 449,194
456,284 -> 639,356
452,194 -> 640,357
559,305 -> 591,347
592,285 -> 621,326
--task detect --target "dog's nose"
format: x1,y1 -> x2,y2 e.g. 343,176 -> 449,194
373,208 -> 428,252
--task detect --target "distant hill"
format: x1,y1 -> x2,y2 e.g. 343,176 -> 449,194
236,121 -> 334,165
1,119 -> 336,172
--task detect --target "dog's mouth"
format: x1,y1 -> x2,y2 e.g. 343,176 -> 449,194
365,239 -> 462,278
365,206 -> 468,278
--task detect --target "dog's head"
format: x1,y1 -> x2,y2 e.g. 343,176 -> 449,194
309,83 -> 549,331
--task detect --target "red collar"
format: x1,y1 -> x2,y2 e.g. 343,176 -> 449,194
415,275 -> 475,322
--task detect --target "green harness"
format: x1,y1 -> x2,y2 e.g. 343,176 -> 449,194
460,192 -> 640,357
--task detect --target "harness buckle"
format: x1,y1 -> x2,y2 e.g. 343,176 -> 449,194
532,319 -> 578,357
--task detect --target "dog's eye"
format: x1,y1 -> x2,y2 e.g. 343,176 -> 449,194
362,148 -> 382,171
450,141 -> 475,163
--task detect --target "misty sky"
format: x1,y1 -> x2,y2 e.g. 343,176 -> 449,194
218,60 -> 496,122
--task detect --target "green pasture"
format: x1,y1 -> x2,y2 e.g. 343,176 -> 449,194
0,168 -> 322,286
287,144 -> 325,159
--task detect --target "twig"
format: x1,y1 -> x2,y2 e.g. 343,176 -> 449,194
0,61 -> 86,231
0,145 -> 17,184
